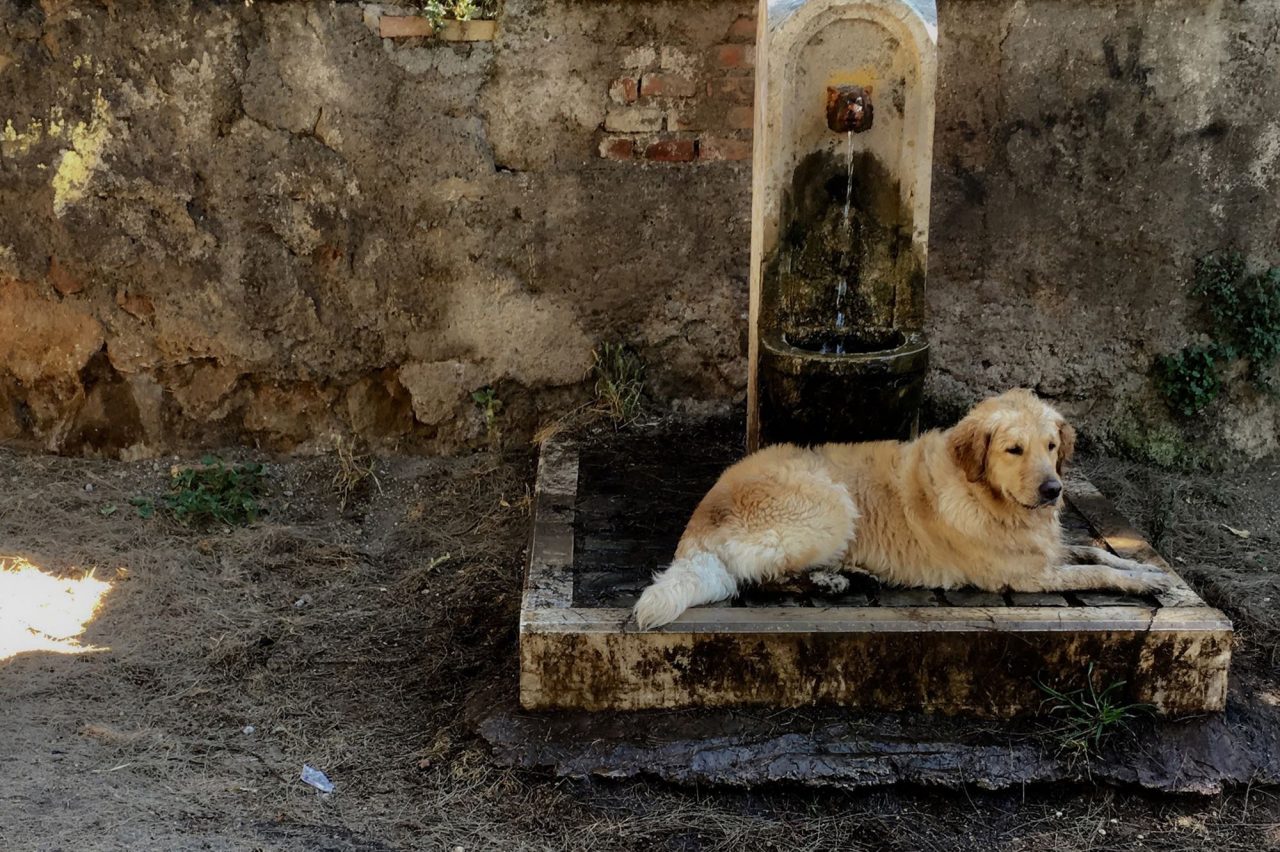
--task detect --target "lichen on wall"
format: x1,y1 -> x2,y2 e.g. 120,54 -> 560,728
51,89 -> 112,217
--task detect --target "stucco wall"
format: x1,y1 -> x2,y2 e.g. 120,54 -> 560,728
929,0 -> 1280,457
0,0 -> 1276,457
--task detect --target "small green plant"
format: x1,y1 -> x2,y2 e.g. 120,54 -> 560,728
471,386 -> 502,436
133,456 -> 267,526
1154,252 -> 1280,415
413,0 -> 495,25
1193,252 -> 1280,370
1036,664 -> 1150,758
1154,344 -> 1222,416
591,342 -> 646,425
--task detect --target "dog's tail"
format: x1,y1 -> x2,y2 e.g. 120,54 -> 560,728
632,551 -> 737,630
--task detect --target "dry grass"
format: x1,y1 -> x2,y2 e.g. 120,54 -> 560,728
331,435 -> 383,511
1073,453 -> 1280,667
0,441 -> 1278,851
327,434 -> 381,506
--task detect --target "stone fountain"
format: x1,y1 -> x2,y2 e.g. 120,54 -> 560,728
512,0 -> 1230,722
747,0 -> 937,448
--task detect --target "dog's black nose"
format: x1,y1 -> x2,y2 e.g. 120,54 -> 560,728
1039,479 -> 1063,502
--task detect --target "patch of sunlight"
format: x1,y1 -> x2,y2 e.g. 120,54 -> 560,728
1105,535 -> 1146,553
0,558 -> 112,661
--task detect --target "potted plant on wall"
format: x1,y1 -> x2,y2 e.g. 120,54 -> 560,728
377,1 -> 499,42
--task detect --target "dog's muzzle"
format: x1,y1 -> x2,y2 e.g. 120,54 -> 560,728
1038,479 -> 1063,504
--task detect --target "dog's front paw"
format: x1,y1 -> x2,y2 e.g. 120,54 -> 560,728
633,585 -> 685,630
1117,567 -> 1173,595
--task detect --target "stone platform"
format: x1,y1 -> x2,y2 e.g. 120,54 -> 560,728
519,423 -> 1231,716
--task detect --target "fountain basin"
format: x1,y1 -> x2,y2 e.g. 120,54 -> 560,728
758,327 -> 928,445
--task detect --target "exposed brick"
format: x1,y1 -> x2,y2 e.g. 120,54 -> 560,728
713,43 -> 755,70
379,15 -> 434,38
640,74 -> 697,98
604,107 -> 663,133
726,15 -> 757,42
377,15 -> 495,42
698,135 -> 752,162
673,102 -> 756,132
598,136 -> 635,160
644,138 -> 696,163
708,77 -> 754,103
727,105 -> 755,130
608,77 -> 639,105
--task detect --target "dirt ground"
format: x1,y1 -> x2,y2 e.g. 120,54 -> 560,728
2,424 -> 1279,852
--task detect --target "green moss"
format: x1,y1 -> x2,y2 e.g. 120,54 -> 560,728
1105,414 -> 1203,470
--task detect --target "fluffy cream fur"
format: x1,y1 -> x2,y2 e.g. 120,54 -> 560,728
633,389 -> 1170,630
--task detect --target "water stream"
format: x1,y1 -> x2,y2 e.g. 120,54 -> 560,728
826,130 -> 856,354
842,130 -> 854,226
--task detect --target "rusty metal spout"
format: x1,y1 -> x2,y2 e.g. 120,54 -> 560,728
826,85 -> 873,133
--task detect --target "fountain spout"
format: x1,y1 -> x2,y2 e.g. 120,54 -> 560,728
826,85 -> 873,133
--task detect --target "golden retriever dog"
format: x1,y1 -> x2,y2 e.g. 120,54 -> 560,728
633,388 -> 1171,629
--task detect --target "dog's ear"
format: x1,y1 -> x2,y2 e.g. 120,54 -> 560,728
1056,420 -> 1076,475
948,417 -> 990,483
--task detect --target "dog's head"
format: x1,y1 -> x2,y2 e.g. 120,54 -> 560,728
947,389 -> 1075,511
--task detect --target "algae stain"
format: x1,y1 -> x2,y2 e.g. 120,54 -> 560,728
2,118 -> 44,158
51,90 -> 113,217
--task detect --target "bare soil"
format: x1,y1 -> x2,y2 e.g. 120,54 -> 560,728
1,430 -> 1278,851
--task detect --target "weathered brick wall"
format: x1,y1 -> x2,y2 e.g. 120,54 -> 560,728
598,24 -> 756,164
0,0 -> 1277,458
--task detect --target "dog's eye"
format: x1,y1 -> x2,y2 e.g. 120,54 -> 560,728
1007,445 -> 1023,455
1048,442 -> 1057,451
